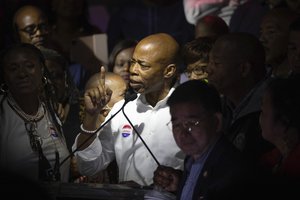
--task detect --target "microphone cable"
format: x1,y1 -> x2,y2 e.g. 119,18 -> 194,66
59,91 -> 138,167
121,107 -> 161,166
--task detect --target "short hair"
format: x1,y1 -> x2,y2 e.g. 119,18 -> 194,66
266,75 -> 300,132
182,36 -> 216,65
167,80 -> 222,113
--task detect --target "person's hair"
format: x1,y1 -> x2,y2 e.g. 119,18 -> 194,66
266,75 -> 300,132
182,36 -> 216,66
40,47 -> 80,104
108,39 -> 138,72
167,80 -> 222,113
289,17 -> 300,31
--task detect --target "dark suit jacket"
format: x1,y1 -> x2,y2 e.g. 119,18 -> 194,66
176,135 -> 252,200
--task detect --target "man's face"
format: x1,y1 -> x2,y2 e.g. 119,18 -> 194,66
170,102 -> 219,159
15,9 -> 49,47
259,15 -> 288,66
129,43 -> 166,94
207,41 -> 242,95
288,30 -> 300,74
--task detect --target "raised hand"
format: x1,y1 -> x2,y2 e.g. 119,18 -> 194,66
84,66 -> 112,116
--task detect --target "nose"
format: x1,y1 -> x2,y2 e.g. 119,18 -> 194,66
129,61 -> 138,75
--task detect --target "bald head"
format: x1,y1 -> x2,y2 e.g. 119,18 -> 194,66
195,15 -> 229,38
13,5 -> 49,47
85,72 -> 127,107
136,33 -> 180,66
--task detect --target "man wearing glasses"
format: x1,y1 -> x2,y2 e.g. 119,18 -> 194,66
13,5 -> 50,48
154,80 -> 252,200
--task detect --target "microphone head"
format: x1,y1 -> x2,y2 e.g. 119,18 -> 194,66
125,87 -> 138,102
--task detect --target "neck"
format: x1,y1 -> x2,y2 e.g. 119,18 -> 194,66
11,93 -> 40,115
145,87 -> 170,107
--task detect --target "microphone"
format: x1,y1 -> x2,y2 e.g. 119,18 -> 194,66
121,100 -> 161,166
59,90 -> 138,167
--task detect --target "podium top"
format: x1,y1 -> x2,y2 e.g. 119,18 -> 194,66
43,182 -> 151,200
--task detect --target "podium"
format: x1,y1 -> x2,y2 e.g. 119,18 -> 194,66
43,182 -> 149,200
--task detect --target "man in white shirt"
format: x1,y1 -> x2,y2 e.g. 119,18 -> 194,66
73,33 -> 184,186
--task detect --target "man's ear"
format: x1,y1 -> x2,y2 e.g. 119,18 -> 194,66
164,64 -> 176,78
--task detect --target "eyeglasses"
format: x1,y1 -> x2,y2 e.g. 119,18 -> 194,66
167,117 -> 207,134
25,122 -> 43,152
185,65 -> 208,77
19,23 -> 49,36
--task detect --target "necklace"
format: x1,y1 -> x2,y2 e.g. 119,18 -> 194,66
7,93 -> 45,122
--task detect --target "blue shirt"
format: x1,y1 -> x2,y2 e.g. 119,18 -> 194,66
180,144 -> 215,200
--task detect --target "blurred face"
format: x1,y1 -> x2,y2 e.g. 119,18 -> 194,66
259,91 -> 283,143
45,60 -> 66,101
207,41 -> 242,95
15,8 -> 49,47
3,49 -> 43,96
129,43 -> 166,94
170,102 -> 220,160
113,47 -> 135,84
287,30 -> 300,74
185,60 -> 208,81
260,15 -> 288,66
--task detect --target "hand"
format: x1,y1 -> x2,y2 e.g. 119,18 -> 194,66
84,66 -> 112,116
153,165 -> 182,192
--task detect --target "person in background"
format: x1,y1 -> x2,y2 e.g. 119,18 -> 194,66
259,76 -> 300,181
154,80 -> 251,200
195,15 -> 229,39
181,36 -> 216,82
49,0 -> 102,92
107,39 -> 138,85
12,5 -> 51,49
207,32 -> 273,164
260,7 -> 298,77
0,43 -> 70,183
73,33 -> 184,187
74,72 -> 127,183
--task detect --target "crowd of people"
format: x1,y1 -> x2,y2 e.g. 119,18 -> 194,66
0,0 -> 300,199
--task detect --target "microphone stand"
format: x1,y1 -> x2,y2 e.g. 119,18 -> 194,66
121,108 -> 161,166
